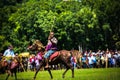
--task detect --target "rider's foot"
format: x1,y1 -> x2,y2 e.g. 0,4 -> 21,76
45,65 -> 49,68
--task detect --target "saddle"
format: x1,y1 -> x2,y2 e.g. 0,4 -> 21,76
10,59 -> 18,69
49,51 -> 60,61
38,51 -> 60,62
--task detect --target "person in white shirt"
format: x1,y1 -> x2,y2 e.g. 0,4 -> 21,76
35,57 -> 40,70
87,53 -> 96,68
3,45 -> 15,63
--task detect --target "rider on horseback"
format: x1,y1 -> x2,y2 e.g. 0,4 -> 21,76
44,32 -> 58,68
3,45 -> 15,64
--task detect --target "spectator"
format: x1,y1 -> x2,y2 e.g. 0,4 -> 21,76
87,53 -> 94,68
96,54 -> 101,68
71,56 -> 77,68
29,55 -> 35,71
111,55 -> 116,67
35,57 -> 40,70
81,55 -> 88,68
100,53 -> 106,68
106,49 -> 112,67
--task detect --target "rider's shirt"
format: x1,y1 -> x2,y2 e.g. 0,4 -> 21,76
45,37 -> 58,51
3,49 -> 15,58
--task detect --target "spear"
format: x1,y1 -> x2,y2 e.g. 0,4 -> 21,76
50,16 -> 56,32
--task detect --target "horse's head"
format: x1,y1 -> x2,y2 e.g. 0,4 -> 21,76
28,40 -> 45,51
0,57 -> 8,67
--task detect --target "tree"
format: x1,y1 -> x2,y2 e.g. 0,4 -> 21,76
1,0 -> 119,53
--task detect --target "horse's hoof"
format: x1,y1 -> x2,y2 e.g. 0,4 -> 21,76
11,73 -> 13,77
62,75 -> 65,78
51,77 -> 53,79
33,77 -> 36,80
44,67 -> 48,70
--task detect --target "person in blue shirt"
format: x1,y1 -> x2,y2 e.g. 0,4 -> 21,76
3,45 -> 15,63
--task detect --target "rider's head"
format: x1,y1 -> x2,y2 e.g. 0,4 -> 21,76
8,45 -> 13,50
49,32 -> 54,37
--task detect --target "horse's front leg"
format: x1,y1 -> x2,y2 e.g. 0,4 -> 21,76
48,68 -> 53,79
62,68 -> 69,78
33,62 -> 43,80
71,67 -> 74,78
33,66 -> 41,80
33,70 -> 39,80
6,70 -> 11,80
14,69 -> 17,80
6,74 -> 10,80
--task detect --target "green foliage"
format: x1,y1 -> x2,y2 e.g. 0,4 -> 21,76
0,0 -> 120,52
0,35 -> 11,52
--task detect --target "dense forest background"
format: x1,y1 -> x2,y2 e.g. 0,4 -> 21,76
0,0 -> 120,53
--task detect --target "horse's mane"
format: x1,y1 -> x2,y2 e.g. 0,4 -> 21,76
33,40 -> 45,50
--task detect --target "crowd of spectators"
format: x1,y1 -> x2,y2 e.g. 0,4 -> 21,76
28,49 -> 120,70
79,49 -> 120,68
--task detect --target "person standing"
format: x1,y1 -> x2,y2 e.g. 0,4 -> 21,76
71,56 -> 77,68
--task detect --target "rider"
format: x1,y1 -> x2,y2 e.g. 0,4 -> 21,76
44,31 -> 58,68
3,45 -> 15,64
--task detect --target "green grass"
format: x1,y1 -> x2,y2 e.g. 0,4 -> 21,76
0,68 -> 120,80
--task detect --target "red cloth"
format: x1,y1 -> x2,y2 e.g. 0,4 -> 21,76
50,51 -> 59,60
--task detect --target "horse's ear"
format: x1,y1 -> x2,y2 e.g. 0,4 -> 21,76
33,40 -> 38,45
36,40 -> 39,43
33,41 -> 36,44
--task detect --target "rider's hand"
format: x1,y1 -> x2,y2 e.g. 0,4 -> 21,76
48,36 -> 51,40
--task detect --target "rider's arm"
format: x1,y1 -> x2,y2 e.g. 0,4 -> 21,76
3,50 -> 8,56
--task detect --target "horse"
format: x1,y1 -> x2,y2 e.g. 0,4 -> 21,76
28,40 -> 75,80
0,56 -> 20,80
0,57 -> 8,74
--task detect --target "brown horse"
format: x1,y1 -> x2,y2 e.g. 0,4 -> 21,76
0,58 -> 8,74
0,56 -> 20,80
28,40 -> 74,80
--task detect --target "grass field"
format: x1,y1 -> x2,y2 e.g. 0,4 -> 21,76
0,68 -> 120,80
